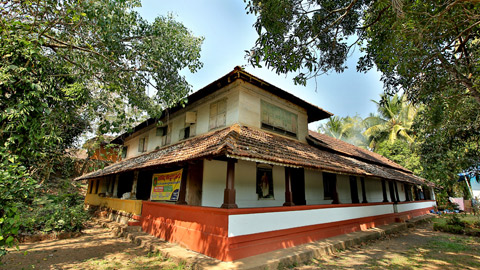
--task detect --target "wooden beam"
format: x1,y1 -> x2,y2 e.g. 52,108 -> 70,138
221,159 -> 238,209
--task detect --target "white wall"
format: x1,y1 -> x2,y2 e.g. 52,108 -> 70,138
397,182 -> 407,201
235,160 -> 285,208
202,160 -> 286,208
238,82 -> 309,142
304,170 -> 329,205
365,177 -> 384,203
228,204 -> 395,237
202,160 -> 227,207
337,174 -> 351,204
122,83 -> 241,159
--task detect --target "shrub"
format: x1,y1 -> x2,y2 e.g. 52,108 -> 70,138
446,214 -> 467,228
465,228 -> 480,237
18,193 -> 90,234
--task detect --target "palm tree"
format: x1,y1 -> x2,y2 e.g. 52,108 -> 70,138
363,94 -> 417,151
318,115 -> 368,148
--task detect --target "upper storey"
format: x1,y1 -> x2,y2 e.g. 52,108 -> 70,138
112,67 -> 332,159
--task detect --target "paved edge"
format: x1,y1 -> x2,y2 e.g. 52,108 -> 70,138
96,214 -> 435,270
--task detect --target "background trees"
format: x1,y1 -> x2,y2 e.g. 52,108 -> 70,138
0,0 -> 202,255
246,0 -> 480,193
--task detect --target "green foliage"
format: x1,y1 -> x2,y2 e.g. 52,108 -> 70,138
433,215 -> 480,236
19,194 -> 90,234
318,93 -> 422,174
318,115 -> 368,147
0,0 -> 203,257
247,0 -> 480,198
364,94 -> 417,151
0,150 -> 38,257
375,140 -> 422,175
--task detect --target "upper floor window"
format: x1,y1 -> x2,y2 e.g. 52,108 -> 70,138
121,146 -> 128,159
180,124 -> 196,140
156,125 -> 171,146
261,100 -> 297,137
209,99 -> 227,130
138,137 -> 148,153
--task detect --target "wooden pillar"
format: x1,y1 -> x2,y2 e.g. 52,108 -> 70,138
283,167 -> 295,206
381,179 -> 388,202
349,176 -> 359,204
394,181 -> 400,203
113,175 -> 119,198
176,165 -> 188,205
388,181 -> 396,202
131,171 -> 139,199
221,159 -> 238,209
360,177 -> 368,203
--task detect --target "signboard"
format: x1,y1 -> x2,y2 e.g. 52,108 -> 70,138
150,169 -> 183,201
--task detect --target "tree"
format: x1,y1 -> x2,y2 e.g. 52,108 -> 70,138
246,0 -> 480,189
363,94 -> 417,150
318,115 -> 367,147
0,0 -> 203,255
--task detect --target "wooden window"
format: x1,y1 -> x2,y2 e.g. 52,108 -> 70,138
256,165 -> 274,199
209,99 -> 227,130
261,100 -> 297,137
138,137 -> 148,153
121,146 -> 128,159
156,125 -> 171,146
180,124 -> 195,140
323,172 -> 336,200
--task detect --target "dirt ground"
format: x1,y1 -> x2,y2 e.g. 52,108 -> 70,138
292,222 -> 480,270
1,221 -> 181,270
2,220 -> 480,270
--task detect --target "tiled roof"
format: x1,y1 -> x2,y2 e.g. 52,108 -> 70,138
308,130 -> 411,173
76,124 -> 429,186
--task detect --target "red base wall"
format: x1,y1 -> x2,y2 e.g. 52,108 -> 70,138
141,201 -> 435,262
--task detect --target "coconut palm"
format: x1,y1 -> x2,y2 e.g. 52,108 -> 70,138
318,115 -> 368,148
363,94 -> 417,151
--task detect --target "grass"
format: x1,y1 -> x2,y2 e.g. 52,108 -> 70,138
79,251 -> 189,270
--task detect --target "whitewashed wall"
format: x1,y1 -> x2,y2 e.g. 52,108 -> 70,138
202,160 -> 227,207
397,182 -> 407,201
235,160 -> 285,208
304,170 -> 329,205
228,204 -> 395,237
337,174 -> 351,203
365,177 -> 384,203
122,83 -> 241,159
238,82 -> 309,143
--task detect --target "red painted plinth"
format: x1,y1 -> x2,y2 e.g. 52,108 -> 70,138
141,201 -> 435,262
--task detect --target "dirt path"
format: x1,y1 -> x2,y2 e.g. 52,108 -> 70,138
1,221 -> 178,270
2,221 -> 479,270
292,222 -> 480,270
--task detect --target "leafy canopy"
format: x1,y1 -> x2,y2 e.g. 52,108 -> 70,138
247,0 -> 480,185
0,0 -> 203,255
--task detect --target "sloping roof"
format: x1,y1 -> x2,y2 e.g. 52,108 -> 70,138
111,67 -> 332,144
307,130 -> 411,173
76,124 -> 429,186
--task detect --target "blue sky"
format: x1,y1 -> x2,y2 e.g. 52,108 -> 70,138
137,0 -> 384,130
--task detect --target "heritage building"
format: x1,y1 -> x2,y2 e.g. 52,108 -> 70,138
77,67 -> 435,261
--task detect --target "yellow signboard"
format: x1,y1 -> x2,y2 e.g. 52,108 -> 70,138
150,169 -> 183,201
